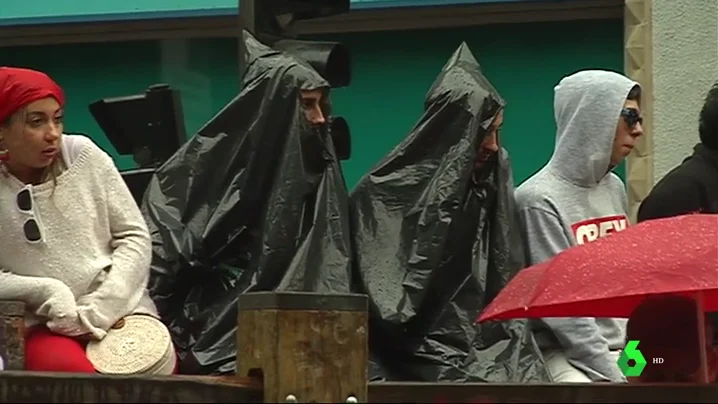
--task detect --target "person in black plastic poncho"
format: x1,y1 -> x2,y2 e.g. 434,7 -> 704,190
140,31 -> 353,375
350,43 -> 550,382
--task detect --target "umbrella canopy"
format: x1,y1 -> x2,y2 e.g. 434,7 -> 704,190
479,214 -> 718,322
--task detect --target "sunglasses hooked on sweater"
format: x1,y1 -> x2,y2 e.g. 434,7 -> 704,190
16,186 -> 43,243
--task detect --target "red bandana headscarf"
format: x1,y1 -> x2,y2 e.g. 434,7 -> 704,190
0,67 -> 65,124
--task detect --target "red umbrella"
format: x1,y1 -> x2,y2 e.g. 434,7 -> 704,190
478,214 -> 718,322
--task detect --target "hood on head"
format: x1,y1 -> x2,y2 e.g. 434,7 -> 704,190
548,69 -> 639,186
242,30 -> 329,96
422,42 -> 505,174
162,32 -> 333,224
357,41 -> 505,218
426,42 -> 504,127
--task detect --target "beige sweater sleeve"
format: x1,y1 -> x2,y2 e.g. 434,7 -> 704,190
0,269 -> 61,307
76,148 -> 153,340
0,270 -> 89,336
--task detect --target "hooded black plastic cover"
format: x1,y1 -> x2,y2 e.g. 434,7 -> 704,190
350,43 -> 549,382
141,31 -> 353,375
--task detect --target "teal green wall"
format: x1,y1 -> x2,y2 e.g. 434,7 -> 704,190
0,0 -> 562,25
2,19 -> 624,188
0,0 -> 235,21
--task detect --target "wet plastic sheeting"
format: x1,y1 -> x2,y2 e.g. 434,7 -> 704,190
350,43 -> 550,382
140,31 -> 353,375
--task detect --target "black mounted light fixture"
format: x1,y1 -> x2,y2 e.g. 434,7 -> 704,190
238,0 -> 353,160
88,84 -> 188,203
89,84 -> 187,169
238,0 -> 352,89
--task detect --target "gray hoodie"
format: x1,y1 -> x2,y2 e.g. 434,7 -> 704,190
514,70 -> 639,382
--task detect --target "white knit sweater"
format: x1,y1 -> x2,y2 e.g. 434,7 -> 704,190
0,135 -> 158,340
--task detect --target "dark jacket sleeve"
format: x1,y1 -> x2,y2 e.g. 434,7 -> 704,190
637,176 -> 705,223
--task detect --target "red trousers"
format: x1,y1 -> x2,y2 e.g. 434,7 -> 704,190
25,326 -> 96,372
25,326 -> 180,374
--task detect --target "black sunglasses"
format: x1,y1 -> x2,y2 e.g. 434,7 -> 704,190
16,188 -> 42,243
621,108 -> 643,128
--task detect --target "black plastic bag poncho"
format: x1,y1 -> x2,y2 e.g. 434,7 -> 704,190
350,43 -> 549,382
141,31 -> 353,375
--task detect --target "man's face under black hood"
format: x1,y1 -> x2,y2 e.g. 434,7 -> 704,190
475,108 -> 504,173
242,31 -> 333,174
298,88 -> 334,174
300,88 -> 329,126
420,44 -> 505,188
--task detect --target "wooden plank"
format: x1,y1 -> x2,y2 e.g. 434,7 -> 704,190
368,382 -> 718,403
237,292 -> 368,403
0,301 -> 25,370
0,372 -> 262,403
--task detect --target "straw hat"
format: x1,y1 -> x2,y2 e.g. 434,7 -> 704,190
86,315 -> 175,375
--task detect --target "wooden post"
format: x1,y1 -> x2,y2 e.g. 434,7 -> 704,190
0,300 -> 25,370
237,292 -> 368,403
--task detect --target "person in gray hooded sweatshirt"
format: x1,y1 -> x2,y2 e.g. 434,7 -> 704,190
514,70 -> 644,383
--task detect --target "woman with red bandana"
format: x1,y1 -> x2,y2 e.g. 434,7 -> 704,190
0,67 -> 173,373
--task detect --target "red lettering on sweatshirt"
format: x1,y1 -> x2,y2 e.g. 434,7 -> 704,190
571,215 -> 628,245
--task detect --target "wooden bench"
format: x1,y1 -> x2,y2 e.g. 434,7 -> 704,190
0,292 -> 369,402
1,294 -> 717,403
